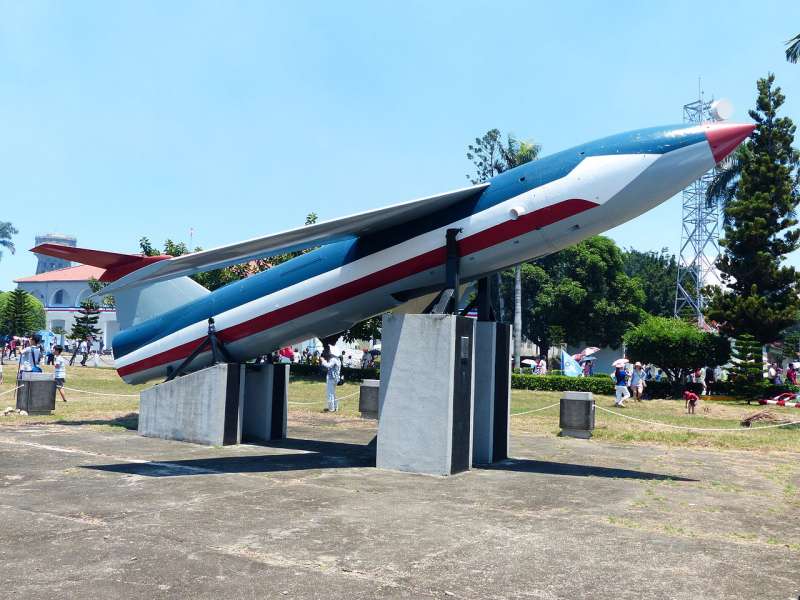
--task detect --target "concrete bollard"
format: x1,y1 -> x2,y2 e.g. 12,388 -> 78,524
17,372 -> 56,415
359,379 -> 380,419
559,391 -> 595,439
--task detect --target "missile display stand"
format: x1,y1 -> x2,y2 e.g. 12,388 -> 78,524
377,313 -> 475,476
376,230 -> 511,475
139,318 -> 288,446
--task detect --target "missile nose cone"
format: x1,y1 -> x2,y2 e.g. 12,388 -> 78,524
704,122 -> 756,163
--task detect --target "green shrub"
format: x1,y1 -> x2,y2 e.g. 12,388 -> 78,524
289,363 -> 380,383
511,373 -> 614,394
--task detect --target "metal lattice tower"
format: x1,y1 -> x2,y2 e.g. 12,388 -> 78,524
674,94 -> 722,326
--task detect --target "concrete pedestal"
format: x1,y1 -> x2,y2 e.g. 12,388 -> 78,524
359,379 -> 380,419
242,363 -> 288,443
17,372 -> 56,415
377,314 -> 474,476
139,363 -> 244,446
472,322 -> 511,464
559,391 -> 595,439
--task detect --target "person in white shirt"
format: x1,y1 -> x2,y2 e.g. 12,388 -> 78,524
320,349 -> 341,412
53,345 -> 67,402
18,334 -> 42,373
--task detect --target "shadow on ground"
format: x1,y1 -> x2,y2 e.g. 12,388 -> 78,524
54,413 -> 139,431
483,458 -> 696,481
85,437 -> 378,477
84,436 -> 692,482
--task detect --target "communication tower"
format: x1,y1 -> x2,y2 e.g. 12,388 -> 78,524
674,92 -> 731,326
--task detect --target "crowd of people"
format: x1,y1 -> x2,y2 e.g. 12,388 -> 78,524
260,346 -> 379,370
0,333 -> 69,402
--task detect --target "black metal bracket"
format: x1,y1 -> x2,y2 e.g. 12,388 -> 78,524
165,317 -> 234,382
424,228 -> 462,315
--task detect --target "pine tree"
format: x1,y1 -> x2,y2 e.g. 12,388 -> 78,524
0,289 -> 40,336
70,299 -> 101,341
729,334 -> 766,403
707,75 -> 800,343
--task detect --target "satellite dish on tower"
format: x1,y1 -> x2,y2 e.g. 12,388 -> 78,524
710,99 -> 734,121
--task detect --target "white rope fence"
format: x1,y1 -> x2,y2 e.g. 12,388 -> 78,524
288,390 -> 361,406
0,385 -> 23,398
61,386 -> 142,398
511,402 -> 560,417
596,405 -> 800,432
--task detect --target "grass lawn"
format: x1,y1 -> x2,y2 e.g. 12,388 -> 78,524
1,362 -> 799,451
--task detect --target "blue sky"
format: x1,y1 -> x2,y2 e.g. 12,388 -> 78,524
1,0 -> 799,290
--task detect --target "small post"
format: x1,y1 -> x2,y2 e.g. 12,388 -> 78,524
559,391 -> 595,439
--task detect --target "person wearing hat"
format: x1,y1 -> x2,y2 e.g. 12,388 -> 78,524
630,362 -> 646,402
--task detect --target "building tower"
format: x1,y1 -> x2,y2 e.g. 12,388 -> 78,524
674,93 -> 728,326
34,233 -> 77,274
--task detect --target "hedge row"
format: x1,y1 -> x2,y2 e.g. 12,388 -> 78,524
291,364 -> 800,399
290,362 -> 380,382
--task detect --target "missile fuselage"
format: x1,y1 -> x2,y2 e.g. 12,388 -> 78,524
112,122 -> 753,383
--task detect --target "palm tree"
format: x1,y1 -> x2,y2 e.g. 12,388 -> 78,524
466,131 -> 541,369
787,33 -> 800,63
0,222 -> 18,261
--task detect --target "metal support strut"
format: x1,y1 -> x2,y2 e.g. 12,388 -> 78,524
165,317 -> 234,382
427,228 -> 462,314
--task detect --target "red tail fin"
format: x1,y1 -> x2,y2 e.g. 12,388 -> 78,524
31,244 -> 171,282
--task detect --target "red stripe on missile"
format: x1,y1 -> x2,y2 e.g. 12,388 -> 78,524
117,198 -> 597,377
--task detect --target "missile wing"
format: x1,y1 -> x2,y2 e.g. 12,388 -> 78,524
98,182 -> 489,295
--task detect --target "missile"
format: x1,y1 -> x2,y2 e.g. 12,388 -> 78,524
32,122 -> 754,383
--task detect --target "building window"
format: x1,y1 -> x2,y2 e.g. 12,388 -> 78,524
51,289 -> 68,306
50,319 -> 66,332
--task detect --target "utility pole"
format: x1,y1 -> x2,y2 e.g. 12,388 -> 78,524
514,265 -> 522,369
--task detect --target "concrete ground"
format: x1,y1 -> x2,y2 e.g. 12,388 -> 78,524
1,416 -> 798,599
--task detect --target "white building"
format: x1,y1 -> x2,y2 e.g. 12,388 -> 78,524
15,265 -> 118,348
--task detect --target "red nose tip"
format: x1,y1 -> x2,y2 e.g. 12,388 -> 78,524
705,123 -> 756,163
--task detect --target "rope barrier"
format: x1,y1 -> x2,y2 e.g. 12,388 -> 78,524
0,385 -> 23,398
61,386 -> 141,398
596,405 -> 800,432
511,403 -> 560,417
288,390 -> 361,406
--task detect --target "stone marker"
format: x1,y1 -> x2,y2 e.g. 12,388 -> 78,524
559,391 -> 595,439
16,372 -> 56,415
359,379 -> 379,419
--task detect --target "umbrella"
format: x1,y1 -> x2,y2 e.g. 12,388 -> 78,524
612,358 -> 629,368
582,347 -> 600,356
521,358 -> 537,366
369,348 -> 381,356
579,356 -> 597,363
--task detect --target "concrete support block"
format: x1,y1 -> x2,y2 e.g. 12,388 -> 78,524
377,314 -> 474,476
359,379 -> 380,419
139,363 -> 244,446
242,363 -> 288,443
559,391 -> 595,439
473,322 -> 511,464
17,372 -> 56,415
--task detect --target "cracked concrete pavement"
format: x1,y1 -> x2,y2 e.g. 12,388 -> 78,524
0,420 -> 798,599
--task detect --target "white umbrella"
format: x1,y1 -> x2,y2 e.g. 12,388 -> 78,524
612,358 -> 629,368
521,358 -> 537,366
582,346 -> 600,356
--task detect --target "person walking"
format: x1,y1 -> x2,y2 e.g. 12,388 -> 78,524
320,348 -> 341,412
631,362 -> 646,402
79,337 -> 90,367
613,365 -> 630,407
53,345 -> 68,402
69,339 -> 80,366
